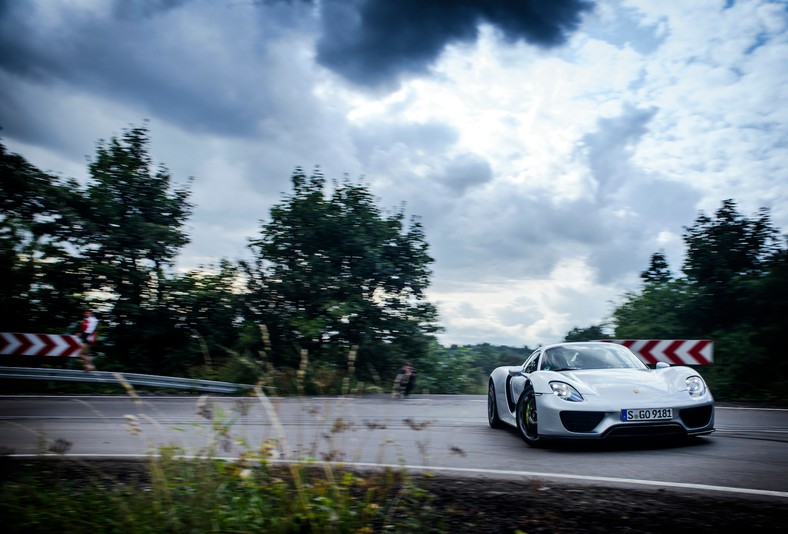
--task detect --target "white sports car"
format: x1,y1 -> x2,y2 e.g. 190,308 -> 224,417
487,341 -> 715,446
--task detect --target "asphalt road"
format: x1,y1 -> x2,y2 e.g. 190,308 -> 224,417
1,394 -> 787,498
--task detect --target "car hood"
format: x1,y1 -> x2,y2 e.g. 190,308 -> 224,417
547,368 -> 703,400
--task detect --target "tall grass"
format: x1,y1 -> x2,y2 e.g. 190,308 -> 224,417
0,344 -> 444,533
0,454 -> 441,533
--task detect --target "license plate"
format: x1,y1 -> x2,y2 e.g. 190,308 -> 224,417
621,408 -> 673,421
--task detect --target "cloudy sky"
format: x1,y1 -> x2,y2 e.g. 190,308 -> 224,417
1,0 -> 786,348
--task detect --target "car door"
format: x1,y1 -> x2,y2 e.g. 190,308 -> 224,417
507,349 -> 540,409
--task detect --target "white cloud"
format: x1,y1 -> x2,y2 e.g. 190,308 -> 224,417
1,0 -> 786,347
431,256 -> 618,347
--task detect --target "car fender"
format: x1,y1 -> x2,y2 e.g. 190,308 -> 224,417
528,372 -> 561,395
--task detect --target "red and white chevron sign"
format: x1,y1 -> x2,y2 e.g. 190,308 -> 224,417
602,339 -> 713,365
0,333 -> 83,358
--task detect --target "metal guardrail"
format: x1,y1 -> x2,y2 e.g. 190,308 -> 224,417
0,366 -> 254,394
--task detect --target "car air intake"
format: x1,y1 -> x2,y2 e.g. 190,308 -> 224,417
679,405 -> 713,428
560,411 -> 605,432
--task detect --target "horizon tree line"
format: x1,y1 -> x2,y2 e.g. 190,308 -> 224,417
1,125 -> 785,399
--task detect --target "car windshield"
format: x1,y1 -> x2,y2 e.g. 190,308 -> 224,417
542,344 -> 647,371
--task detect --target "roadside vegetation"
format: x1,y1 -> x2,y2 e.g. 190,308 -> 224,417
1,124 -> 786,402
0,370 -> 446,534
1,453 -> 445,533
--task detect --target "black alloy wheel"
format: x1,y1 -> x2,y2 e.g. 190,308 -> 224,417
488,381 -> 504,428
516,385 -> 541,446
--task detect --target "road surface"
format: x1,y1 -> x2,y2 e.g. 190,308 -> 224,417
1,394 -> 787,498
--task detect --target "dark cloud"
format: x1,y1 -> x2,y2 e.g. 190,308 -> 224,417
316,0 -> 595,89
0,1 -> 318,143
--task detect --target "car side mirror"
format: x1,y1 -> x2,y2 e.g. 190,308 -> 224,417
655,362 -> 670,369
509,367 -> 523,376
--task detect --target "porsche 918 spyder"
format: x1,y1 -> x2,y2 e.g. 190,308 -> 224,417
487,341 -> 715,446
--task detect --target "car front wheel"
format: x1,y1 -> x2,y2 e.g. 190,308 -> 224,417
487,381 -> 503,428
516,386 -> 541,446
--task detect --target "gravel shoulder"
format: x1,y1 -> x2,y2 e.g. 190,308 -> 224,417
416,474 -> 787,532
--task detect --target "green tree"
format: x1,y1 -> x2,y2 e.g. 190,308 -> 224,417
100,262 -> 245,377
463,343 -> 532,376
683,199 -> 778,284
416,341 -> 482,394
82,124 -> 192,308
641,251 -> 671,285
159,260 -> 245,377
682,200 -> 784,395
612,279 -> 696,339
0,142 -> 86,332
682,199 -> 779,332
612,199 -> 788,400
243,168 -> 440,381
612,251 -> 697,339
564,325 -> 608,342
614,201 -> 783,341
79,124 -> 193,371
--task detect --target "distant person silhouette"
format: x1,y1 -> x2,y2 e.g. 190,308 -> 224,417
76,310 -> 98,371
392,362 -> 415,398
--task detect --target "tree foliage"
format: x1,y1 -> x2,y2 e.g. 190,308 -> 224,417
682,199 -> 779,285
73,125 -> 196,372
4,128 -> 788,401
0,127 -> 202,375
0,142 -> 86,331
82,125 -> 192,310
563,325 -> 609,342
611,199 -> 787,399
243,168 -> 440,379
416,341 -> 533,394
640,251 -> 672,285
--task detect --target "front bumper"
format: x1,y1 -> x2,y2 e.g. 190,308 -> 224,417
534,393 -> 715,440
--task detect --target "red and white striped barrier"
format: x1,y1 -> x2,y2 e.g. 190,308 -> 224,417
0,333 -> 83,358
601,339 -> 713,365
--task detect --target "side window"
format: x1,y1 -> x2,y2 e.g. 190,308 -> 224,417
523,350 -> 540,374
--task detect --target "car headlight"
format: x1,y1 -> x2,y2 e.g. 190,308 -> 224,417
686,376 -> 707,398
549,381 -> 584,402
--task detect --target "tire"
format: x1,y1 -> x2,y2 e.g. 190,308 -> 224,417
516,385 -> 542,446
487,381 -> 504,428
